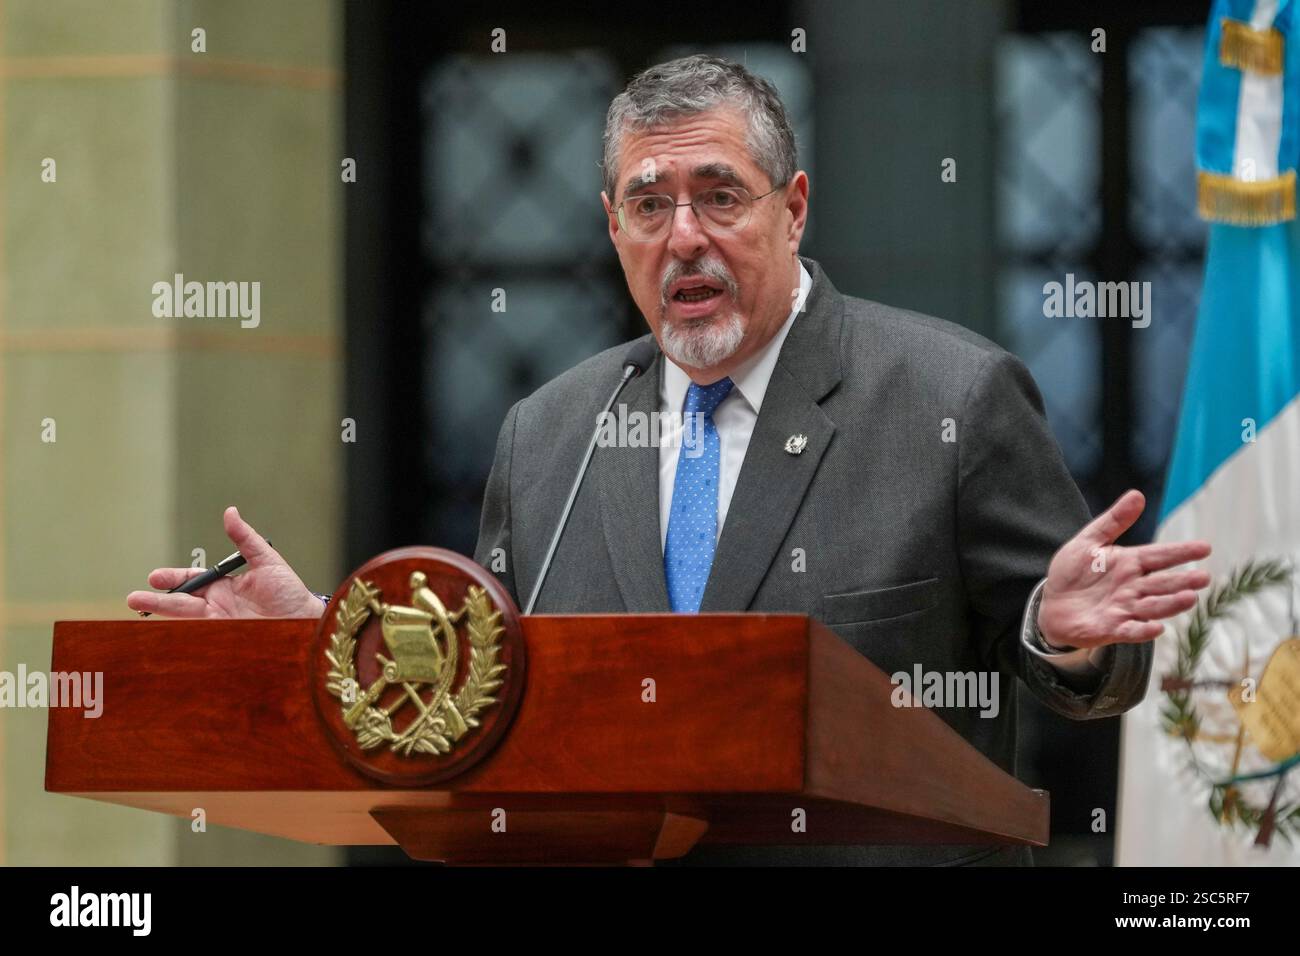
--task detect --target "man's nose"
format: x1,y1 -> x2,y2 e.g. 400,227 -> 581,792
666,198 -> 709,260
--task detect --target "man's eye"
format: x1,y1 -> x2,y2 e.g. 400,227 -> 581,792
632,197 -> 669,216
702,189 -> 739,207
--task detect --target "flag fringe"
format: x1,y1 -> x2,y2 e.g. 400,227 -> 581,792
1197,169 -> 1297,225
1219,18 -> 1285,75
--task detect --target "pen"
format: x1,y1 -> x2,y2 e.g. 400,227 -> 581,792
137,540 -> 270,618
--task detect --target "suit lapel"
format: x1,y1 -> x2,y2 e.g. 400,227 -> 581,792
595,258 -> 845,614
596,345 -> 672,612
699,256 -> 844,612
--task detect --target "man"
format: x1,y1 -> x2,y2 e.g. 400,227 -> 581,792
128,55 -> 1211,865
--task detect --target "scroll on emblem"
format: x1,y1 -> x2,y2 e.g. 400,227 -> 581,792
310,547 -> 526,786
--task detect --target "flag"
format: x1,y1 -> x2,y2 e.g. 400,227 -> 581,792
1116,0 -> 1300,865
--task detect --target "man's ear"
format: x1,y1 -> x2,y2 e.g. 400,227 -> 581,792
785,171 -> 810,253
602,190 -> 619,246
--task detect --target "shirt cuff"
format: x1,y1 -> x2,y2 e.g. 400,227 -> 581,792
1020,578 -> 1111,676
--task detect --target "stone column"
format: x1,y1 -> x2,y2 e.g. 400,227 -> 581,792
0,0 -> 343,865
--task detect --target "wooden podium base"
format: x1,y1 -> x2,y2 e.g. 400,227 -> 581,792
370,806 -> 709,865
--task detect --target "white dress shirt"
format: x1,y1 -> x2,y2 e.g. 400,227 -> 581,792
656,259 -> 1106,678
658,262 -> 810,548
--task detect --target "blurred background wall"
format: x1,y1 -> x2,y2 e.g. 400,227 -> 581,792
0,0 -> 343,864
1,0 -> 1211,865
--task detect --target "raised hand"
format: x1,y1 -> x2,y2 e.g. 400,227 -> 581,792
1037,489 -> 1212,650
126,506 -> 324,619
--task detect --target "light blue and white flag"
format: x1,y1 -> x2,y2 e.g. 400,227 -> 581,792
1117,0 -> 1300,865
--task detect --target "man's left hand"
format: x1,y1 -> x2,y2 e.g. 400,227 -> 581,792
1037,489 -> 1212,650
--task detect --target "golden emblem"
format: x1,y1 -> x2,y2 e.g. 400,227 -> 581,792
324,572 -> 506,756
1228,638 -> 1300,763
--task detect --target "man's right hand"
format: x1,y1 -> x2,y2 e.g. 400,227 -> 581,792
126,506 -> 325,619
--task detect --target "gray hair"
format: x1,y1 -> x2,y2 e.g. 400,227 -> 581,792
601,54 -> 797,201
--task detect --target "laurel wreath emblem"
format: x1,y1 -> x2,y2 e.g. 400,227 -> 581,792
324,577 -> 507,756
1159,558 -> 1300,841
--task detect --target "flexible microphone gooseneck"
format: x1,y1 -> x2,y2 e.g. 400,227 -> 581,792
523,339 -> 659,614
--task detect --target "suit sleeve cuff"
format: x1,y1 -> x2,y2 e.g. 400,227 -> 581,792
1020,578 -> 1111,676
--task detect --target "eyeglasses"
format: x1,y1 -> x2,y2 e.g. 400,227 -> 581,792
614,183 -> 785,242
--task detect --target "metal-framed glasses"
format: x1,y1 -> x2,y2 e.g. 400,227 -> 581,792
614,183 -> 786,241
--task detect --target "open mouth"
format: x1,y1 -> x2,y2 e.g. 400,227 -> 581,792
673,285 -> 723,303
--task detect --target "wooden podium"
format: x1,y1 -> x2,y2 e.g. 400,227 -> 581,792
46,550 -> 1049,865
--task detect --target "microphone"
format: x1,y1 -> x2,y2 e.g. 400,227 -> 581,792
523,339 -> 658,614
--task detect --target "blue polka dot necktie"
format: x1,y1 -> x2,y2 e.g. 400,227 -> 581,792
665,377 -> 734,612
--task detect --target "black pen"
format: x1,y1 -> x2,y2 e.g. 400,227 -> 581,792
138,540 -> 269,617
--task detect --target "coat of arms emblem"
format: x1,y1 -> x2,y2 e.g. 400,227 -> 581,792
311,547 -> 526,785
1160,558 -> 1300,846
326,572 -> 505,755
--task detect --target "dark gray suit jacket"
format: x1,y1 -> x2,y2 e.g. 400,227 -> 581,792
473,255 -> 1152,865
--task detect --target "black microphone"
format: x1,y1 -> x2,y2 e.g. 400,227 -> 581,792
523,339 -> 658,614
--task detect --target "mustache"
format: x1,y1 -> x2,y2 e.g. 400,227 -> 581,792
659,258 -> 740,311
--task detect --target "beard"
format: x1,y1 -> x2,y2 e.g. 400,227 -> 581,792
660,308 -> 746,368
657,256 -> 746,369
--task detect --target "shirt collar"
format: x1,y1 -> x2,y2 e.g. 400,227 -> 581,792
660,259 -> 811,413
